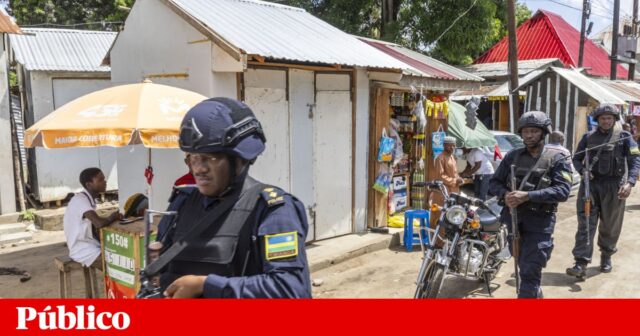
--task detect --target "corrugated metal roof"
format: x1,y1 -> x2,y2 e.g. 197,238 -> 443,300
0,8 -> 22,34
462,58 -> 561,79
169,0 -> 407,69
451,82 -> 526,100
474,10 -> 628,79
10,28 -> 115,72
450,84 -> 501,101
518,67 -> 625,105
359,37 -> 482,81
11,94 -> 26,169
596,80 -> 640,103
485,82 -> 527,98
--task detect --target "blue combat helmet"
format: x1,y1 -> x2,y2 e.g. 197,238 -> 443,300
179,97 -> 266,162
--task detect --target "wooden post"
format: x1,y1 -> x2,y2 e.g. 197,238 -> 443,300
367,87 -> 390,228
611,0 -> 620,80
630,0 -> 638,80
507,0 -> 520,130
578,0 -> 589,68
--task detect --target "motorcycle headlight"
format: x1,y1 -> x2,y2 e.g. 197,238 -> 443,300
445,205 -> 467,226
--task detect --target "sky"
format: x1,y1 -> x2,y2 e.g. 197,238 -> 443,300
522,0 -> 636,37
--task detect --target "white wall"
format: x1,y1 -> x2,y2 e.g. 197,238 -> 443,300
108,0 -> 372,240
110,0 -> 215,95
28,72 -> 115,202
354,68 -> 370,233
244,68 -> 290,190
0,35 -> 16,213
110,0 -> 237,211
314,73 -> 352,240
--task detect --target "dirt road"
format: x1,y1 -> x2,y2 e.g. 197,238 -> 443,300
2,188 -> 638,298
312,190 -> 640,298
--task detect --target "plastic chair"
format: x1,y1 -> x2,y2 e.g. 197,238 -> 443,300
403,209 -> 430,252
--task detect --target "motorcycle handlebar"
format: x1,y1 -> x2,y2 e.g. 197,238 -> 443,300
450,192 -> 485,208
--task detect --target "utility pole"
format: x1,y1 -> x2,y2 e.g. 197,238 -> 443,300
611,0 -> 621,80
579,0 -> 590,67
507,0 -> 519,131
629,0 -> 638,80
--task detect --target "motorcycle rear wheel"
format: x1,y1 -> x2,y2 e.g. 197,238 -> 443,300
416,260 -> 445,298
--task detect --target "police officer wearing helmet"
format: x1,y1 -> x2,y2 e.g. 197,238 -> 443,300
489,111 -> 572,298
566,104 -> 640,279
160,97 -> 312,298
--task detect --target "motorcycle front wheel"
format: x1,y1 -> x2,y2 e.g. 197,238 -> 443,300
415,260 -> 446,299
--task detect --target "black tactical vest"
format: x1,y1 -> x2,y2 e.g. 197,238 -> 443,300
160,177 -> 264,290
587,128 -> 625,179
512,148 -> 556,213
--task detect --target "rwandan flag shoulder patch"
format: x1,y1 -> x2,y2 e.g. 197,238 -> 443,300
562,171 -> 573,183
630,145 -> 640,156
265,231 -> 298,261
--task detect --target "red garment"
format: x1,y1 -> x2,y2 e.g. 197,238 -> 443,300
174,173 -> 195,187
493,144 -> 503,161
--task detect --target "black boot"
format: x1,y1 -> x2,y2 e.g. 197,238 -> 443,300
566,262 -> 587,279
600,255 -> 612,273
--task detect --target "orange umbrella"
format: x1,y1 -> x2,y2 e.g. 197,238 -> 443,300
24,80 -> 207,208
25,80 -> 207,149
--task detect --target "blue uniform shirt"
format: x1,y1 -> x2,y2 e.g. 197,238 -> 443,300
202,191 -> 312,298
489,147 -> 572,233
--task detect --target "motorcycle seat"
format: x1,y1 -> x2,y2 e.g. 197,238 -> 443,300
477,209 -> 500,232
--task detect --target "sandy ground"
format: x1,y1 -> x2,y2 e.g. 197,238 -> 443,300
312,189 -> 640,298
0,231 -> 104,298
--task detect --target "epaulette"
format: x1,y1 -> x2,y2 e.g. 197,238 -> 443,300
168,185 -> 197,202
260,187 -> 286,207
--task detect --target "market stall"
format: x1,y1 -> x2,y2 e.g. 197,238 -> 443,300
368,85 -> 450,228
102,218 -> 157,298
24,80 -> 206,298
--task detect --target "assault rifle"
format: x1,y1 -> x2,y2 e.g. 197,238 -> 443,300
510,165 -> 520,295
584,149 -> 591,246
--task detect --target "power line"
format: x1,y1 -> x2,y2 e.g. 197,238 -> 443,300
429,0 -> 480,48
595,0 -> 631,17
548,0 -> 613,18
537,0 -> 614,19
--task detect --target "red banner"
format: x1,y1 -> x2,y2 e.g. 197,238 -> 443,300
0,299 -> 637,335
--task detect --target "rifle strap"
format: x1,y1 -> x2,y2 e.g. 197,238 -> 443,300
587,123 -> 622,171
144,180 -> 264,276
516,147 -> 556,191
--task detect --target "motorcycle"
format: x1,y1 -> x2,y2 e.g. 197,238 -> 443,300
414,181 -> 509,298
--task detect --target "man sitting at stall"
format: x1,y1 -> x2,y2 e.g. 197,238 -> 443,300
63,168 -> 121,271
433,136 -> 464,203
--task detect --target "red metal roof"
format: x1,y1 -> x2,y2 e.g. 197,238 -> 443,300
361,38 -> 459,80
474,10 -> 627,79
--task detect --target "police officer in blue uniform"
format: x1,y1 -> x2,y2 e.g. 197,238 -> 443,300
566,104 -> 640,278
160,97 -> 312,298
489,111 -> 572,298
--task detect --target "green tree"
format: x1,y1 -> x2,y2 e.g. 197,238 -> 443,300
273,0 -> 532,65
279,0 -> 382,38
395,0 -> 499,65
8,0 -> 135,30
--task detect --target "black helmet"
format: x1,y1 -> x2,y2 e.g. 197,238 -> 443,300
590,103 -> 621,121
179,97 -> 266,161
517,111 -> 552,135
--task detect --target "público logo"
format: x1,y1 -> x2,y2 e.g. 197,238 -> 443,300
16,305 -> 130,330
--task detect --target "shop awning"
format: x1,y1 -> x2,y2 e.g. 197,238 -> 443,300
447,101 -> 497,148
